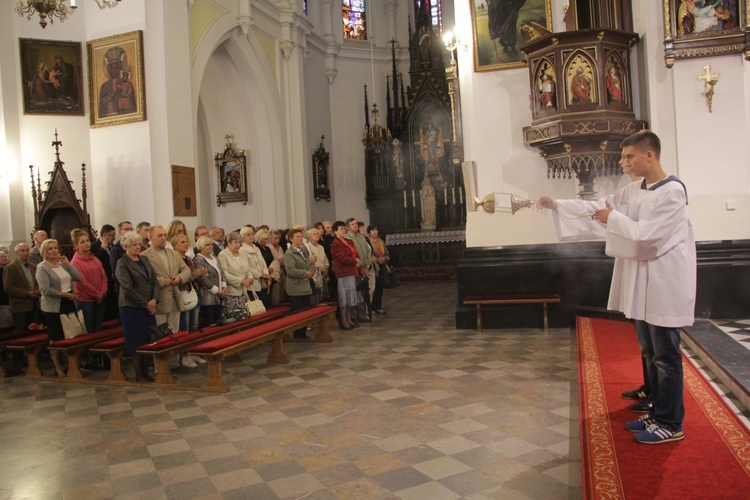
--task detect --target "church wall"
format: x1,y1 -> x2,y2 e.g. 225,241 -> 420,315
453,0 -> 750,248
304,43 -> 335,225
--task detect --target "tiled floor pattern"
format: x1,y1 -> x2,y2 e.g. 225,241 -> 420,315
0,282 -> 582,500
712,319 -> 750,352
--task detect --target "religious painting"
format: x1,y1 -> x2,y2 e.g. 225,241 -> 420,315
214,136 -> 248,206
565,54 -> 597,106
19,38 -> 84,116
87,30 -> 146,128
171,165 -> 197,217
312,136 -> 331,202
470,0 -> 553,72
663,0 -> 749,67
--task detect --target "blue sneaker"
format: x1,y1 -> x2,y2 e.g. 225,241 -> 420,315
625,415 -> 657,433
634,423 -> 684,444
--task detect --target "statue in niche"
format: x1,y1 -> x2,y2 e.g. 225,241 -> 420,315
538,73 -> 556,108
418,120 -> 446,181
606,66 -> 623,103
392,138 -> 405,188
570,66 -> 592,102
420,174 -> 437,230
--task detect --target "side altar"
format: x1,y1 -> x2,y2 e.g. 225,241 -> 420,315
363,1 -> 465,271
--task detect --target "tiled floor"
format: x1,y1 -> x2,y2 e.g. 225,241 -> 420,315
0,282 -> 583,499
712,319 -> 750,351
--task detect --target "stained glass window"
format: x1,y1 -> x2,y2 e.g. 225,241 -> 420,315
343,0 -> 367,40
429,0 -> 442,35
303,0 -> 307,14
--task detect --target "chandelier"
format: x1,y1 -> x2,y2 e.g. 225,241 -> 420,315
16,0 -> 121,29
362,103 -> 391,153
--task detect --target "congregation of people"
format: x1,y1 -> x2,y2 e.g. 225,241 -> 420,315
0,217 -> 394,381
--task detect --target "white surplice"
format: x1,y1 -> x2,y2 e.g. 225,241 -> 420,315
551,180 -> 696,328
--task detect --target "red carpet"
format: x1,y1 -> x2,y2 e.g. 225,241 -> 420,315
577,317 -> 750,499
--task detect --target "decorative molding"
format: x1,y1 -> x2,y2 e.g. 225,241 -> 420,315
237,14 -> 253,38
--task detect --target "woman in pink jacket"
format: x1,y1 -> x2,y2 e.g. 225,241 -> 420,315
70,229 -> 108,333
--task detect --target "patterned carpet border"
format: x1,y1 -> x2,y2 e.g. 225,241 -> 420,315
577,316 -> 625,500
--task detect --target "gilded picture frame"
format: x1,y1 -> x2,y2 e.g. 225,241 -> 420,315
19,38 -> 84,116
87,30 -> 146,128
470,0 -> 553,72
663,0 -> 750,67
215,138 -> 248,206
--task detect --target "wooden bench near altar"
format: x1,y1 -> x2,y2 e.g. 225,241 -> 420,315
463,294 -> 561,332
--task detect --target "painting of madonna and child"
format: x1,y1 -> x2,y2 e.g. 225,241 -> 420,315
676,0 -> 737,36
20,39 -> 84,116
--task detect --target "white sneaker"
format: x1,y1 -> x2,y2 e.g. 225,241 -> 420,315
191,355 -> 207,365
181,356 -> 198,369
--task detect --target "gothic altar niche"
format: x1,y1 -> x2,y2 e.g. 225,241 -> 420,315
362,0 -> 466,267
29,130 -> 93,251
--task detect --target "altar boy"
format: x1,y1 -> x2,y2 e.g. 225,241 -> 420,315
540,130 -> 696,444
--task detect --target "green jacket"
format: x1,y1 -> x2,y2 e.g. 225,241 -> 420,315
283,246 -> 314,297
347,231 -> 379,273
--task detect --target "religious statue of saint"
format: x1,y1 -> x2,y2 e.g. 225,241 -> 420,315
420,175 -> 437,229
570,66 -> 592,103
538,73 -> 556,108
606,67 -> 623,103
392,139 -> 404,180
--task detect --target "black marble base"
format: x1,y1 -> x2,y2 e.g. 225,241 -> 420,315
683,320 -> 750,405
455,239 -> 750,330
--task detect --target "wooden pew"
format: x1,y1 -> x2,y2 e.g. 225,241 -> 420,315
463,294 -> 561,332
6,333 -> 50,377
133,306 -> 292,385
188,305 -> 336,391
0,330 -> 41,377
47,328 -> 124,379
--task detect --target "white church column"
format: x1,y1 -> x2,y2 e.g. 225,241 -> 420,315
279,3 -> 313,224
143,0 -> 197,226
322,0 -> 340,84
384,0 -> 399,47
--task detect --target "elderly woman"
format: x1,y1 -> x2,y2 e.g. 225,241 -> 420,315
70,229 -> 108,333
165,219 -> 194,259
116,231 -> 159,382
284,228 -> 315,339
36,239 -> 82,377
193,235 -> 227,326
172,234 -> 207,333
306,227 -> 330,304
240,226 -> 272,308
218,231 -> 254,321
330,221 -> 362,330
367,224 -> 390,315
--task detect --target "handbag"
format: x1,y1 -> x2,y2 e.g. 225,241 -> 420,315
382,265 -> 401,289
61,310 -> 87,339
179,286 -> 198,311
311,267 -> 323,290
149,322 -> 175,344
246,290 -> 267,316
355,267 -> 369,291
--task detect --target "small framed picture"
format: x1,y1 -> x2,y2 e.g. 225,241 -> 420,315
19,38 -> 84,115
663,0 -> 749,67
87,30 -> 146,127
215,138 -> 248,206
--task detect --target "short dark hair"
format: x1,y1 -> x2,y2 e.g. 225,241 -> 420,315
117,221 -> 132,231
100,224 -> 115,234
136,221 -> 150,231
358,221 -> 365,228
287,228 -> 303,240
620,130 -> 661,159
332,221 -> 346,232
345,218 -> 357,226
367,224 -> 378,234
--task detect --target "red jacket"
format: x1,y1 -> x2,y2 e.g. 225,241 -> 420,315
331,238 -> 359,278
71,251 -> 108,302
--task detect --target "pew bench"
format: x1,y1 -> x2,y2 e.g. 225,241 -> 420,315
0,330 -> 42,377
188,305 -> 337,391
132,306 -> 292,385
47,328 -> 124,380
6,333 -> 50,377
463,294 -> 561,332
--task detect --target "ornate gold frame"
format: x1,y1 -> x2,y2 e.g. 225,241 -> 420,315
87,30 -> 146,128
663,0 -> 750,67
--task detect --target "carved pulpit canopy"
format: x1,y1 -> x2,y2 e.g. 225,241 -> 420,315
520,29 -> 648,199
